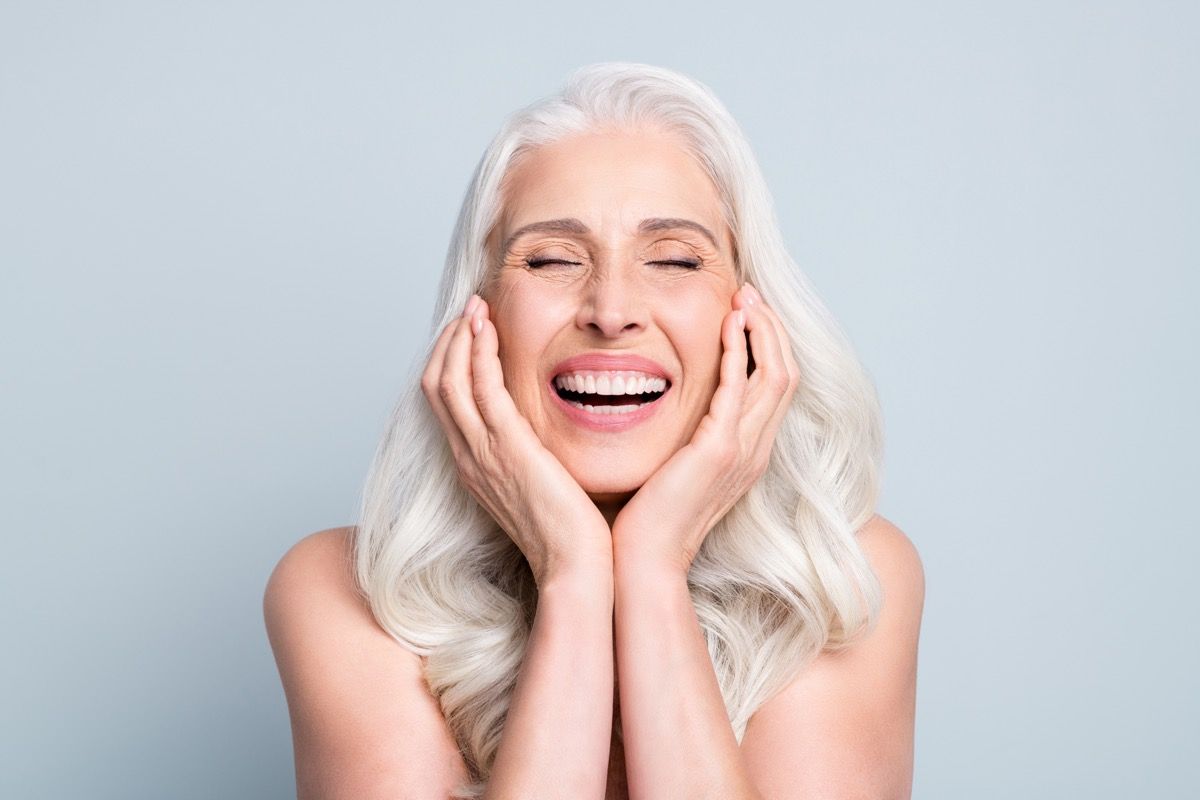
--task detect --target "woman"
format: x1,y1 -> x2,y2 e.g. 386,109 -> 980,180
265,62 -> 924,800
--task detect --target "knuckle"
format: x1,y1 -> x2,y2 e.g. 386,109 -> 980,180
478,431 -> 507,469
786,355 -> 801,382
472,379 -> 490,408
437,376 -> 457,404
452,455 -> 478,484
711,440 -> 738,470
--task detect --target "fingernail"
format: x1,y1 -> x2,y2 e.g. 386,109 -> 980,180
743,283 -> 760,305
735,309 -> 746,328
463,294 -> 480,317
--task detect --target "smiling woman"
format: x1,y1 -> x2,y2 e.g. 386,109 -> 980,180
264,61 -> 923,800
483,127 -> 744,525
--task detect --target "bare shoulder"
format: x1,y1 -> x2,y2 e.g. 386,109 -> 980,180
263,527 -> 469,799
741,513 -> 924,799
264,526 -> 363,621
265,526 -> 357,604
856,513 -> 926,609
263,526 -> 390,660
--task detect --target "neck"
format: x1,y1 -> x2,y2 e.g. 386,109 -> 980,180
588,491 -> 635,530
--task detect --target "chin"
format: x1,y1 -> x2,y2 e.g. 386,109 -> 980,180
573,468 -> 644,498
563,454 -> 653,499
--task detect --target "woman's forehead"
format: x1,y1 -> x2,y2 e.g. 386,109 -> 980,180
490,129 -> 732,253
505,131 -> 714,196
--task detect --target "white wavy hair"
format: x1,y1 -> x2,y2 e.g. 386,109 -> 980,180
353,61 -> 884,798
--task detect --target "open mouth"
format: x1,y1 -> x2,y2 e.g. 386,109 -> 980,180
552,373 -> 670,414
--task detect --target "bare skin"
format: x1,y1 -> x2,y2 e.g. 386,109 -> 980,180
422,126 -> 800,797
265,125 -> 922,799
264,515 -> 921,799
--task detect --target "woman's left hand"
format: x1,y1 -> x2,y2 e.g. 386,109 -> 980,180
611,283 -> 800,575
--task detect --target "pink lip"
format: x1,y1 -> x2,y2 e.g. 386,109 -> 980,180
547,380 -> 668,432
547,352 -> 673,433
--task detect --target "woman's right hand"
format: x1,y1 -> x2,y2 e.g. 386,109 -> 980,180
421,293 -> 612,587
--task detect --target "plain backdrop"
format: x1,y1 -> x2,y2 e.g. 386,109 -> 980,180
2,1 -> 1196,798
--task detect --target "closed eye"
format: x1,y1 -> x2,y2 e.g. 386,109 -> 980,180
524,258 -> 700,269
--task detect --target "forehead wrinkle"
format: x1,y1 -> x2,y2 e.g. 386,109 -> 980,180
501,216 -> 721,256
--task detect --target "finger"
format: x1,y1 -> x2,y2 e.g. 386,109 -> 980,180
750,298 -> 801,441
730,285 -> 757,376
705,305 -> 750,436
469,299 -> 523,429
422,316 -> 459,396
739,293 -> 803,479
752,298 -> 801,398
421,317 -> 471,459
440,307 -> 486,443
741,291 -> 791,434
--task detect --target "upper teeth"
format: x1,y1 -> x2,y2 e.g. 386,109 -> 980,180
554,371 -> 668,396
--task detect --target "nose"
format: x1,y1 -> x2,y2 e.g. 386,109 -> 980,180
574,268 -> 647,338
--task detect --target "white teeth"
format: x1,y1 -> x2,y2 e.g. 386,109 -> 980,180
567,400 -> 650,414
553,371 -> 668,396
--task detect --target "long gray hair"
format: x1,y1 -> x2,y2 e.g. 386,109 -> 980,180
353,61 -> 884,798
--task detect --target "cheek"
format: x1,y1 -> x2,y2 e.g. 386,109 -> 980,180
659,303 -> 728,380
493,279 -> 577,339
490,291 -> 565,389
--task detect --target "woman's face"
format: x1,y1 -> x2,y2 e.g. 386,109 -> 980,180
485,127 -> 739,517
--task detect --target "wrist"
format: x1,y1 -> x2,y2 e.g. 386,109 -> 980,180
611,515 -> 695,572
535,554 -> 614,599
613,539 -> 692,582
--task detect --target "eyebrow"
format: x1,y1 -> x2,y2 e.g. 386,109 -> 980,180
501,217 -> 720,255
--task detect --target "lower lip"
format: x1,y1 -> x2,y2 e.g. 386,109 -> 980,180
547,381 -> 668,432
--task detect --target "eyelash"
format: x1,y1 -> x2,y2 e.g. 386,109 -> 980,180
524,258 -> 701,270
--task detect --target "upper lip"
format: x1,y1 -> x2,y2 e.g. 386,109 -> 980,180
550,352 -> 672,383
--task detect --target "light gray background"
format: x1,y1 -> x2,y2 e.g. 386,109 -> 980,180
2,1 -> 1196,798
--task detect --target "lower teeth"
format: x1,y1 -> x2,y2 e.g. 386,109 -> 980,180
568,400 -> 650,415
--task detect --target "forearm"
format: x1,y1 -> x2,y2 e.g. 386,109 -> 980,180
483,567 -> 615,800
614,558 -> 762,800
